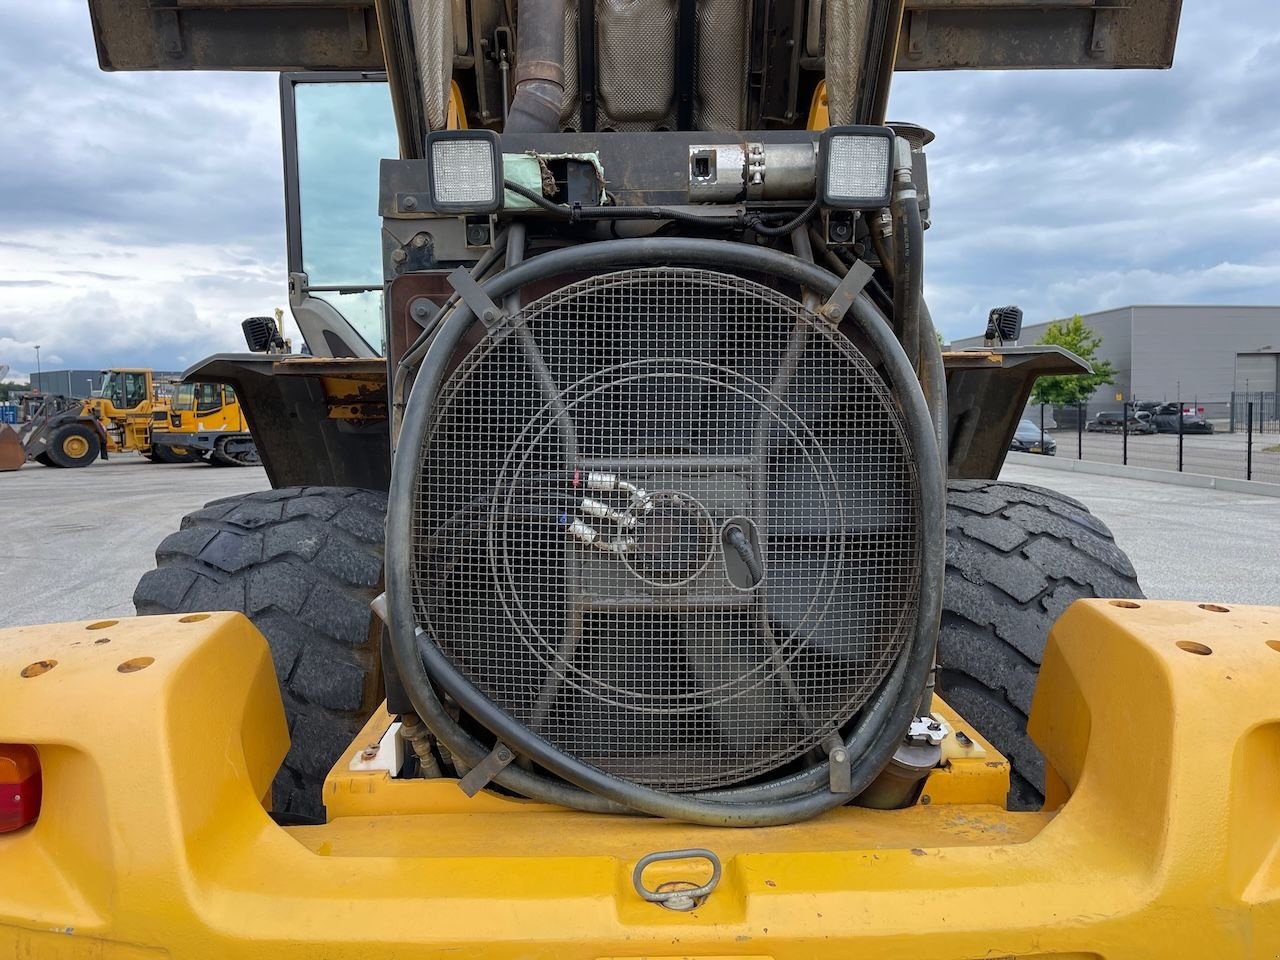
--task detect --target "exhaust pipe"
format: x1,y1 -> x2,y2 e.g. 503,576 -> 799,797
505,0 -> 567,133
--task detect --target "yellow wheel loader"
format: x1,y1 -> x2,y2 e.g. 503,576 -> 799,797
9,2 -> 1279,957
151,382 -> 261,466
16,367 -> 170,468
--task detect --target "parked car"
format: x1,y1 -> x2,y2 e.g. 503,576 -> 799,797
1138,402 -> 1215,434
1085,410 -> 1158,434
1009,418 -> 1057,455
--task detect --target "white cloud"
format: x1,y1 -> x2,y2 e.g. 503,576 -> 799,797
891,0 -> 1280,336
0,0 -> 1277,372
0,1 -> 292,375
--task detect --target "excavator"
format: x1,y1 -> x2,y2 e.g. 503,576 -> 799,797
6,1 -> 1278,957
151,381 -> 260,466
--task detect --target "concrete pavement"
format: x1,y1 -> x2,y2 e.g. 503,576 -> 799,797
1000,460 -> 1280,606
1,453 -> 1275,629
1,456 -> 268,627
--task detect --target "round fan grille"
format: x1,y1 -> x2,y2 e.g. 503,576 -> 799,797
412,267 -> 921,792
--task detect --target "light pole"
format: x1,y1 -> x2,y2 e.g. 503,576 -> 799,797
33,345 -> 41,394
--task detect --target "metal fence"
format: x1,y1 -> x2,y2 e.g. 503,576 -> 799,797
1023,400 -> 1279,485
1229,391 -> 1279,433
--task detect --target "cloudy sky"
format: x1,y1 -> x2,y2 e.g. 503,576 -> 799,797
1,1 -> 1277,381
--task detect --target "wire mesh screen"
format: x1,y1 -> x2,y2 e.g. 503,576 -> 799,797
412,267 -> 921,792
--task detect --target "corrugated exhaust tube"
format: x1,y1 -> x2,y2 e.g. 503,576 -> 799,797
506,0 -> 569,132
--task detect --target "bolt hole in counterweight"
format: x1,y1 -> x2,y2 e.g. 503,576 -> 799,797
1176,641 -> 1212,657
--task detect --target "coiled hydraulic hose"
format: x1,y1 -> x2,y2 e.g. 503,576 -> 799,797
385,237 -> 945,826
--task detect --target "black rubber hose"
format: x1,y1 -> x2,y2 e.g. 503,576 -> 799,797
892,193 -> 923,373
389,240 -> 942,819
402,629 -> 631,814
746,198 -> 820,237
723,525 -> 763,586
386,238 -> 944,826
918,300 -> 948,464
504,0 -> 566,133
502,179 -> 747,228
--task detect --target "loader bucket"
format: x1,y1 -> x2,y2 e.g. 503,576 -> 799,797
0,423 -> 24,471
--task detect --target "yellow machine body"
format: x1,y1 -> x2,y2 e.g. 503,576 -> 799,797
162,382 -> 249,436
16,367 -> 173,467
87,367 -> 169,455
1,600 -> 1277,958
148,381 -> 256,464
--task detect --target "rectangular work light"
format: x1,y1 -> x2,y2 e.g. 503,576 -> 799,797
426,129 -> 503,215
819,126 -> 896,210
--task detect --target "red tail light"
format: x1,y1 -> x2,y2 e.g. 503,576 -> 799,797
0,744 -> 41,833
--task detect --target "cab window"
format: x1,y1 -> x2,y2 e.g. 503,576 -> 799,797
288,77 -> 397,353
123,373 -> 148,408
103,372 -> 148,408
101,373 -> 124,406
174,384 -> 196,412
195,384 -> 223,413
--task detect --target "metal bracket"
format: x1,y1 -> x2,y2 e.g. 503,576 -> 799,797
347,720 -> 406,776
347,8 -> 369,55
828,744 -> 852,794
408,296 -> 437,329
457,742 -> 515,796
447,266 -> 507,329
907,11 -> 928,60
908,714 -> 950,747
817,260 -> 874,325
151,7 -> 183,58
1089,8 -> 1113,58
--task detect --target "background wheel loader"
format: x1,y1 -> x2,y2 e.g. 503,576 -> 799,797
7,2 -> 1278,957
15,367 -> 171,468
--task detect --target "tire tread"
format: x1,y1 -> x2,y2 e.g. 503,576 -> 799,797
134,486 -> 386,819
940,479 -> 1142,809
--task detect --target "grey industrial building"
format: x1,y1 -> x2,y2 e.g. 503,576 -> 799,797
29,369 -> 107,398
28,369 -> 184,398
954,305 -> 1280,421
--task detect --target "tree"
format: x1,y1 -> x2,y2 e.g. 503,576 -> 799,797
1029,314 -> 1117,406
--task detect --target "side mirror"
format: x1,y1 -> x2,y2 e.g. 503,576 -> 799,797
242,316 -> 286,353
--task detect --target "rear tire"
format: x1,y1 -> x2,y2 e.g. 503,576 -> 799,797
939,479 -> 1142,810
46,423 -> 101,468
134,487 -> 387,821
